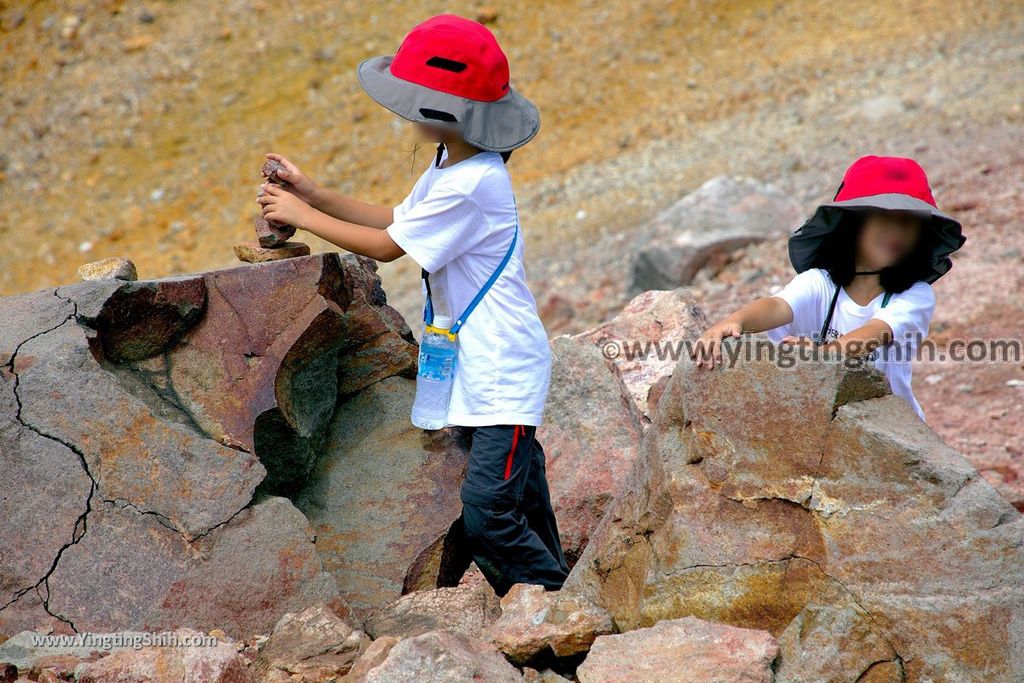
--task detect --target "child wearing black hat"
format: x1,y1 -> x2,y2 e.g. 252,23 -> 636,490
694,156 -> 965,421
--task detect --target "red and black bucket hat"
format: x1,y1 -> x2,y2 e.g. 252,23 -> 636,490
358,14 -> 540,153
788,156 -> 966,283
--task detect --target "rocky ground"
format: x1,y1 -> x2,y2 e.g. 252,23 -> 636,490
1,255 -> 1021,680
2,2 -> 1023,680
2,0 -> 1022,506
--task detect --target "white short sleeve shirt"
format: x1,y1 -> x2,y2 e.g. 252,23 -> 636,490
766,268 -> 935,421
387,151 -> 551,427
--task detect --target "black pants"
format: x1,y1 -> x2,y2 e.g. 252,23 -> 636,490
458,425 -> 569,596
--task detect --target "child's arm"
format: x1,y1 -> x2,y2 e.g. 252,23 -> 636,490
692,297 -> 793,368
259,184 -> 405,262
787,320 -> 892,357
265,154 -> 393,229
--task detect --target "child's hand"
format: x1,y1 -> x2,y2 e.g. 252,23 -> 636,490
258,184 -> 316,229
692,320 -> 743,369
265,153 -> 320,205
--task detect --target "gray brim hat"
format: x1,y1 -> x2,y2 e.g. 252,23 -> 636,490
788,192 -> 966,283
358,55 -> 540,153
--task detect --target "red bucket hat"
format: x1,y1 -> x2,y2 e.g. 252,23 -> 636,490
357,15 -> 540,152
788,156 -> 965,283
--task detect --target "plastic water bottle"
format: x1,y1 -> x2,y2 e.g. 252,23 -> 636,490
411,315 -> 457,430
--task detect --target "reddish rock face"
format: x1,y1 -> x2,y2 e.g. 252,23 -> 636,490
0,253 -> 416,638
155,254 -> 415,495
567,340 -> 1024,682
577,617 -> 778,683
540,288 -> 708,564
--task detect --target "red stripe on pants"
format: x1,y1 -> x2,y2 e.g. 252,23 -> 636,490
503,425 -> 523,480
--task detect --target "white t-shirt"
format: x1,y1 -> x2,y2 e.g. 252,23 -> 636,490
766,268 -> 935,421
387,151 -> 551,427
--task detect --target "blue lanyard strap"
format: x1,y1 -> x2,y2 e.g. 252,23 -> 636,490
422,224 -> 518,334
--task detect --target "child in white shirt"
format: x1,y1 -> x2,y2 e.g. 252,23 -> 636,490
694,156 -> 965,421
257,15 -> 568,594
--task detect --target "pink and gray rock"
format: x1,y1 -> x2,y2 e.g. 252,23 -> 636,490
75,629 -> 254,683
0,253 -> 419,638
359,631 -> 524,683
576,617 -> 778,683
253,603 -> 369,681
156,254 -> 416,495
567,340 -> 1024,681
488,583 -> 613,666
540,288 -> 707,563
363,583 -> 500,640
630,175 -> 802,292
255,159 -> 298,248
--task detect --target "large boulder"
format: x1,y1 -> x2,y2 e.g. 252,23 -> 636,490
568,340 -> 1024,681
295,378 -> 471,617
152,254 -> 416,495
630,176 -> 802,292
540,288 -> 707,563
0,253 -> 419,638
576,617 -> 778,683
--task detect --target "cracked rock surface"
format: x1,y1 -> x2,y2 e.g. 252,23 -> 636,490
0,253 -> 421,638
566,339 -> 1024,682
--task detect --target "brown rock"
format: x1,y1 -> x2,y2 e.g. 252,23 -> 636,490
234,240 -> 309,262
568,339 -> 1024,681
254,603 -> 369,681
0,663 -> 15,683
253,215 -> 298,250
261,159 -> 290,185
575,288 -> 710,421
76,629 -> 254,682
475,6 -> 499,24
83,275 -> 206,361
254,160 -> 298,247
161,254 -> 414,496
576,617 -> 778,683
630,175 -> 803,291
360,631 -> 523,682
341,637 -> 398,683
364,583 -> 500,640
540,289 -> 708,564
295,378 -> 470,616
76,257 -> 138,282
522,668 -> 571,683
120,34 -> 155,52
45,497 -> 339,637
488,584 -> 613,666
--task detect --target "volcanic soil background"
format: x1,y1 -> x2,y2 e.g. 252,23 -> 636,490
1,0 -> 1023,502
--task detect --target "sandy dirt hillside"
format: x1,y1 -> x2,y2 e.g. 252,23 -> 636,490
2,3 -> 1023,498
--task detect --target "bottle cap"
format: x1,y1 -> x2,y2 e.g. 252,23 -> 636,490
431,315 -> 452,330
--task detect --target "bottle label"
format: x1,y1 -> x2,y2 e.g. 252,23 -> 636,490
419,347 -> 456,381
